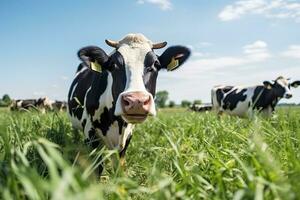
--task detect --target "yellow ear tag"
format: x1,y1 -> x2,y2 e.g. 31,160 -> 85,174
167,57 -> 179,71
91,61 -> 102,72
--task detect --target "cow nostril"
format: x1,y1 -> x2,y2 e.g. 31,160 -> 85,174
144,96 -> 151,105
123,98 -> 130,106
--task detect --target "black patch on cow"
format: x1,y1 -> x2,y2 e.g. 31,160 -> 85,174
216,89 -> 224,106
222,89 -> 247,111
110,52 -> 127,101
215,86 -> 234,106
143,51 -> 159,96
81,119 -> 87,130
68,66 -> 92,118
19,99 -> 36,109
76,63 -> 86,73
119,134 -> 132,158
91,106 -> 123,136
252,86 -> 279,112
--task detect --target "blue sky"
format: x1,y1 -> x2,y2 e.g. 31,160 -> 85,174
1,0 -> 300,103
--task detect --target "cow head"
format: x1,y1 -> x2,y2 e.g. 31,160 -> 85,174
78,33 -> 190,123
263,76 -> 300,99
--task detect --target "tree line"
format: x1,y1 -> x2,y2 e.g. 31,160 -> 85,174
155,90 -> 202,108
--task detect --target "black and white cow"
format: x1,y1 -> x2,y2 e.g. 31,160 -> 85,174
211,76 -> 300,117
52,100 -> 67,112
68,33 -> 190,170
10,97 -> 53,113
189,103 -> 212,112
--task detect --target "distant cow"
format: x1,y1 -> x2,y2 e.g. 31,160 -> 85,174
52,101 -> 67,112
10,97 -> 53,113
190,103 -> 212,112
68,33 -> 190,172
211,76 -> 300,117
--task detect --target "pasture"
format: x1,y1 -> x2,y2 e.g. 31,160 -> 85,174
0,107 -> 300,199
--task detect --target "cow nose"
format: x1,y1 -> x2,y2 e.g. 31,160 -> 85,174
286,93 -> 292,99
122,92 -> 151,114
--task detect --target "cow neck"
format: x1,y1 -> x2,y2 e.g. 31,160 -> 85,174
258,87 -> 280,110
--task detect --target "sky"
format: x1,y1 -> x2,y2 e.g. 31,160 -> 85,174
1,0 -> 300,103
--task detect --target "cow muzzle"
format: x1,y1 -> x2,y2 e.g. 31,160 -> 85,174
121,92 -> 152,123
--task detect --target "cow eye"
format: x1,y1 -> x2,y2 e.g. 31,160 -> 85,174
110,63 -> 119,70
146,66 -> 155,72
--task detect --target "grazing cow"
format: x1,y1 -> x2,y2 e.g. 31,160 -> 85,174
68,33 -> 190,171
10,97 -> 53,113
211,76 -> 300,117
52,100 -> 67,112
189,103 -> 212,112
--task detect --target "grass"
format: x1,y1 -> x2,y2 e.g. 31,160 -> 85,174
0,107 -> 300,199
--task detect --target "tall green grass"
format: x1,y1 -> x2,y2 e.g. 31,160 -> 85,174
0,108 -> 300,199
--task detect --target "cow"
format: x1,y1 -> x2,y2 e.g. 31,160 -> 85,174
67,33 -> 191,173
189,103 -> 212,112
51,100 -> 67,112
211,76 -> 300,118
10,97 -> 53,113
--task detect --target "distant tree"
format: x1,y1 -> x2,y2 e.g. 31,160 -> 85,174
193,99 -> 202,105
0,94 -> 12,107
2,94 -> 11,104
181,100 -> 191,108
168,100 -> 176,108
155,91 -> 169,108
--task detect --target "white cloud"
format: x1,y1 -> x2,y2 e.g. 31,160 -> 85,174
243,40 -> 271,60
281,45 -> 300,58
137,0 -> 172,10
219,0 -> 300,22
190,40 -> 271,70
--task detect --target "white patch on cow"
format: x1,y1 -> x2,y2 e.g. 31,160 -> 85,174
113,34 -> 156,116
69,83 -> 78,102
103,121 -> 120,149
119,124 -> 134,150
277,78 -> 292,98
223,87 -> 255,117
75,66 -> 88,77
91,73 -> 114,122
16,100 -> 23,108
69,114 -> 82,130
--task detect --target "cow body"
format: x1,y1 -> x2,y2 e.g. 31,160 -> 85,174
211,77 -> 300,117
10,97 -> 53,113
68,33 -> 190,170
189,103 -> 212,112
52,101 -> 67,112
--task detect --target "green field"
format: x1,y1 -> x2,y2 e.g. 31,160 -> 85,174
1,107 -> 300,199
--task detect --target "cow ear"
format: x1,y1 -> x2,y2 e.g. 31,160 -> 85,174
158,46 -> 191,71
77,46 -> 109,73
290,80 -> 300,88
263,81 -> 273,89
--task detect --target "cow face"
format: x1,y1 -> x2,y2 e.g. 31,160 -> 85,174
79,34 -> 190,123
263,76 -> 300,99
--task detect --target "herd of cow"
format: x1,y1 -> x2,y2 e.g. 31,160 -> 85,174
10,97 -> 67,113
7,33 -> 298,174
63,33 -> 300,173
